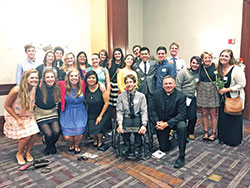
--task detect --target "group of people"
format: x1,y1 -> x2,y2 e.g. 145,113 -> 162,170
4,42 -> 246,169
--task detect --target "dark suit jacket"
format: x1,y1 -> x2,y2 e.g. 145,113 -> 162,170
150,88 -> 186,129
133,60 -> 156,95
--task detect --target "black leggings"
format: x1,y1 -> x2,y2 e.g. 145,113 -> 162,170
39,121 -> 60,146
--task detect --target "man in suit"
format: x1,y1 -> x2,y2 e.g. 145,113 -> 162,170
166,42 -> 186,79
54,46 -> 64,68
151,75 -> 187,168
133,47 -> 156,112
131,44 -> 141,70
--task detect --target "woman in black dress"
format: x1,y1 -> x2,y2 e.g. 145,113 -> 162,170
217,49 -> 246,146
85,70 -> 111,148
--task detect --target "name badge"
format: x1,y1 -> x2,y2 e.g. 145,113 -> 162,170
186,97 -> 192,106
162,68 -> 167,72
136,68 -> 140,72
141,77 -> 144,81
134,99 -> 139,104
224,77 -> 228,82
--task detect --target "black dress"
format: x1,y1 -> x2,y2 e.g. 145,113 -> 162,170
85,86 -> 111,135
218,67 -> 243,146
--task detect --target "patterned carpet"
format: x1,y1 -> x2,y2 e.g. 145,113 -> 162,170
1,119 -> 250,188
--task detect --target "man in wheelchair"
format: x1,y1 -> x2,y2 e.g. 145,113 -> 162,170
116,74 -> 148,158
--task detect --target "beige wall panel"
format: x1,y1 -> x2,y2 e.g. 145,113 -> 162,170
128,0 -> 143,54
129,0 -> 243,62
0,0 -> 92,84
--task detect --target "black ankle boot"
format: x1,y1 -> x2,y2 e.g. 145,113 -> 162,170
50,144 -> 57,155
44,145 -> 51,156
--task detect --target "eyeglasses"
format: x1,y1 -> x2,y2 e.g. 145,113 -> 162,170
77,156 -> 88,161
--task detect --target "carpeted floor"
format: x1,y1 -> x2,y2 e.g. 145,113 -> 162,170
1,118 -> 250,188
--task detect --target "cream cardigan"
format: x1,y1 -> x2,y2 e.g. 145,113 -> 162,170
228,65 -> 246,109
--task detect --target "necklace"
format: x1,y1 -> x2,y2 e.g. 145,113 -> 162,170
88,85 -> 98,99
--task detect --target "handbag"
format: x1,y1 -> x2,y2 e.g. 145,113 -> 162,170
224,95 -> 242,115
33,159 -> 50,168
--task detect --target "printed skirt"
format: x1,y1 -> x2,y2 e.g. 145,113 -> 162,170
197,81 -> 220,108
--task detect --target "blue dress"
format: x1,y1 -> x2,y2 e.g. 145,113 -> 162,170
60,88 -> 87,136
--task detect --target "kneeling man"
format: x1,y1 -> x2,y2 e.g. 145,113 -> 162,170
151,75 -> 187,168
116,74 -> 147,158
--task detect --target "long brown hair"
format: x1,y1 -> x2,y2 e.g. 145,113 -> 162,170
39,69 -> 61,104
65,69 -> 82,97
19,69 -> 38,111
218,49 -> 236,79
43,50 -> 56,67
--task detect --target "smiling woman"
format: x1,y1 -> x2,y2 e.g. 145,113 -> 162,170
84,70 -> 111,149
36,51 -> 64,81
4,69 -> 40,165
197,51 -> 219,141
217,49 -> 246,146
34,69 -> 61,156
58,69 -> 87,154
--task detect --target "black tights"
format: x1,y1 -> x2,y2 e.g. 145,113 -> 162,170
39,121 -> 60,146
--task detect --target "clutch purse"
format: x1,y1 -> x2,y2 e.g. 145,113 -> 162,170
224,96 -> 242,115
33,159 -> 50,168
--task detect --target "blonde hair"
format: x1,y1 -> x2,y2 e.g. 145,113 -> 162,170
201,51 -> 213,60
39,69 -> 61,104
19,69 -> 38,111
65,69 -> 82,97
61,52 -> 77,72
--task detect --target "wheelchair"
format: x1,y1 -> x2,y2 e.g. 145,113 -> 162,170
112,121 -> 154,160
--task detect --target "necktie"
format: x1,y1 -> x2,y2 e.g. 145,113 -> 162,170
144,61 -> 147,74
172,57 -> 177,78
129,93 -> 135,118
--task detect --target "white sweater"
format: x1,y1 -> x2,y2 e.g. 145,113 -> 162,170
229,65 -> 246,109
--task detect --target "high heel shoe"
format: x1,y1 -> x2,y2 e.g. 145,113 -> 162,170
74,147 -> 81,154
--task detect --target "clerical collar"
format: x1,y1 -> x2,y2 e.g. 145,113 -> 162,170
164,89 -> 174,96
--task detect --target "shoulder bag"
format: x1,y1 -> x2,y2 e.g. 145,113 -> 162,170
224,94 -> 242,115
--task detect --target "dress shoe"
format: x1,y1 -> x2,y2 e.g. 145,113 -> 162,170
134,151 -> 141,159
97,143 -> 109,151
174,156 -> 185,169
121,150 -> 130,157
188,134 -> 195,140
